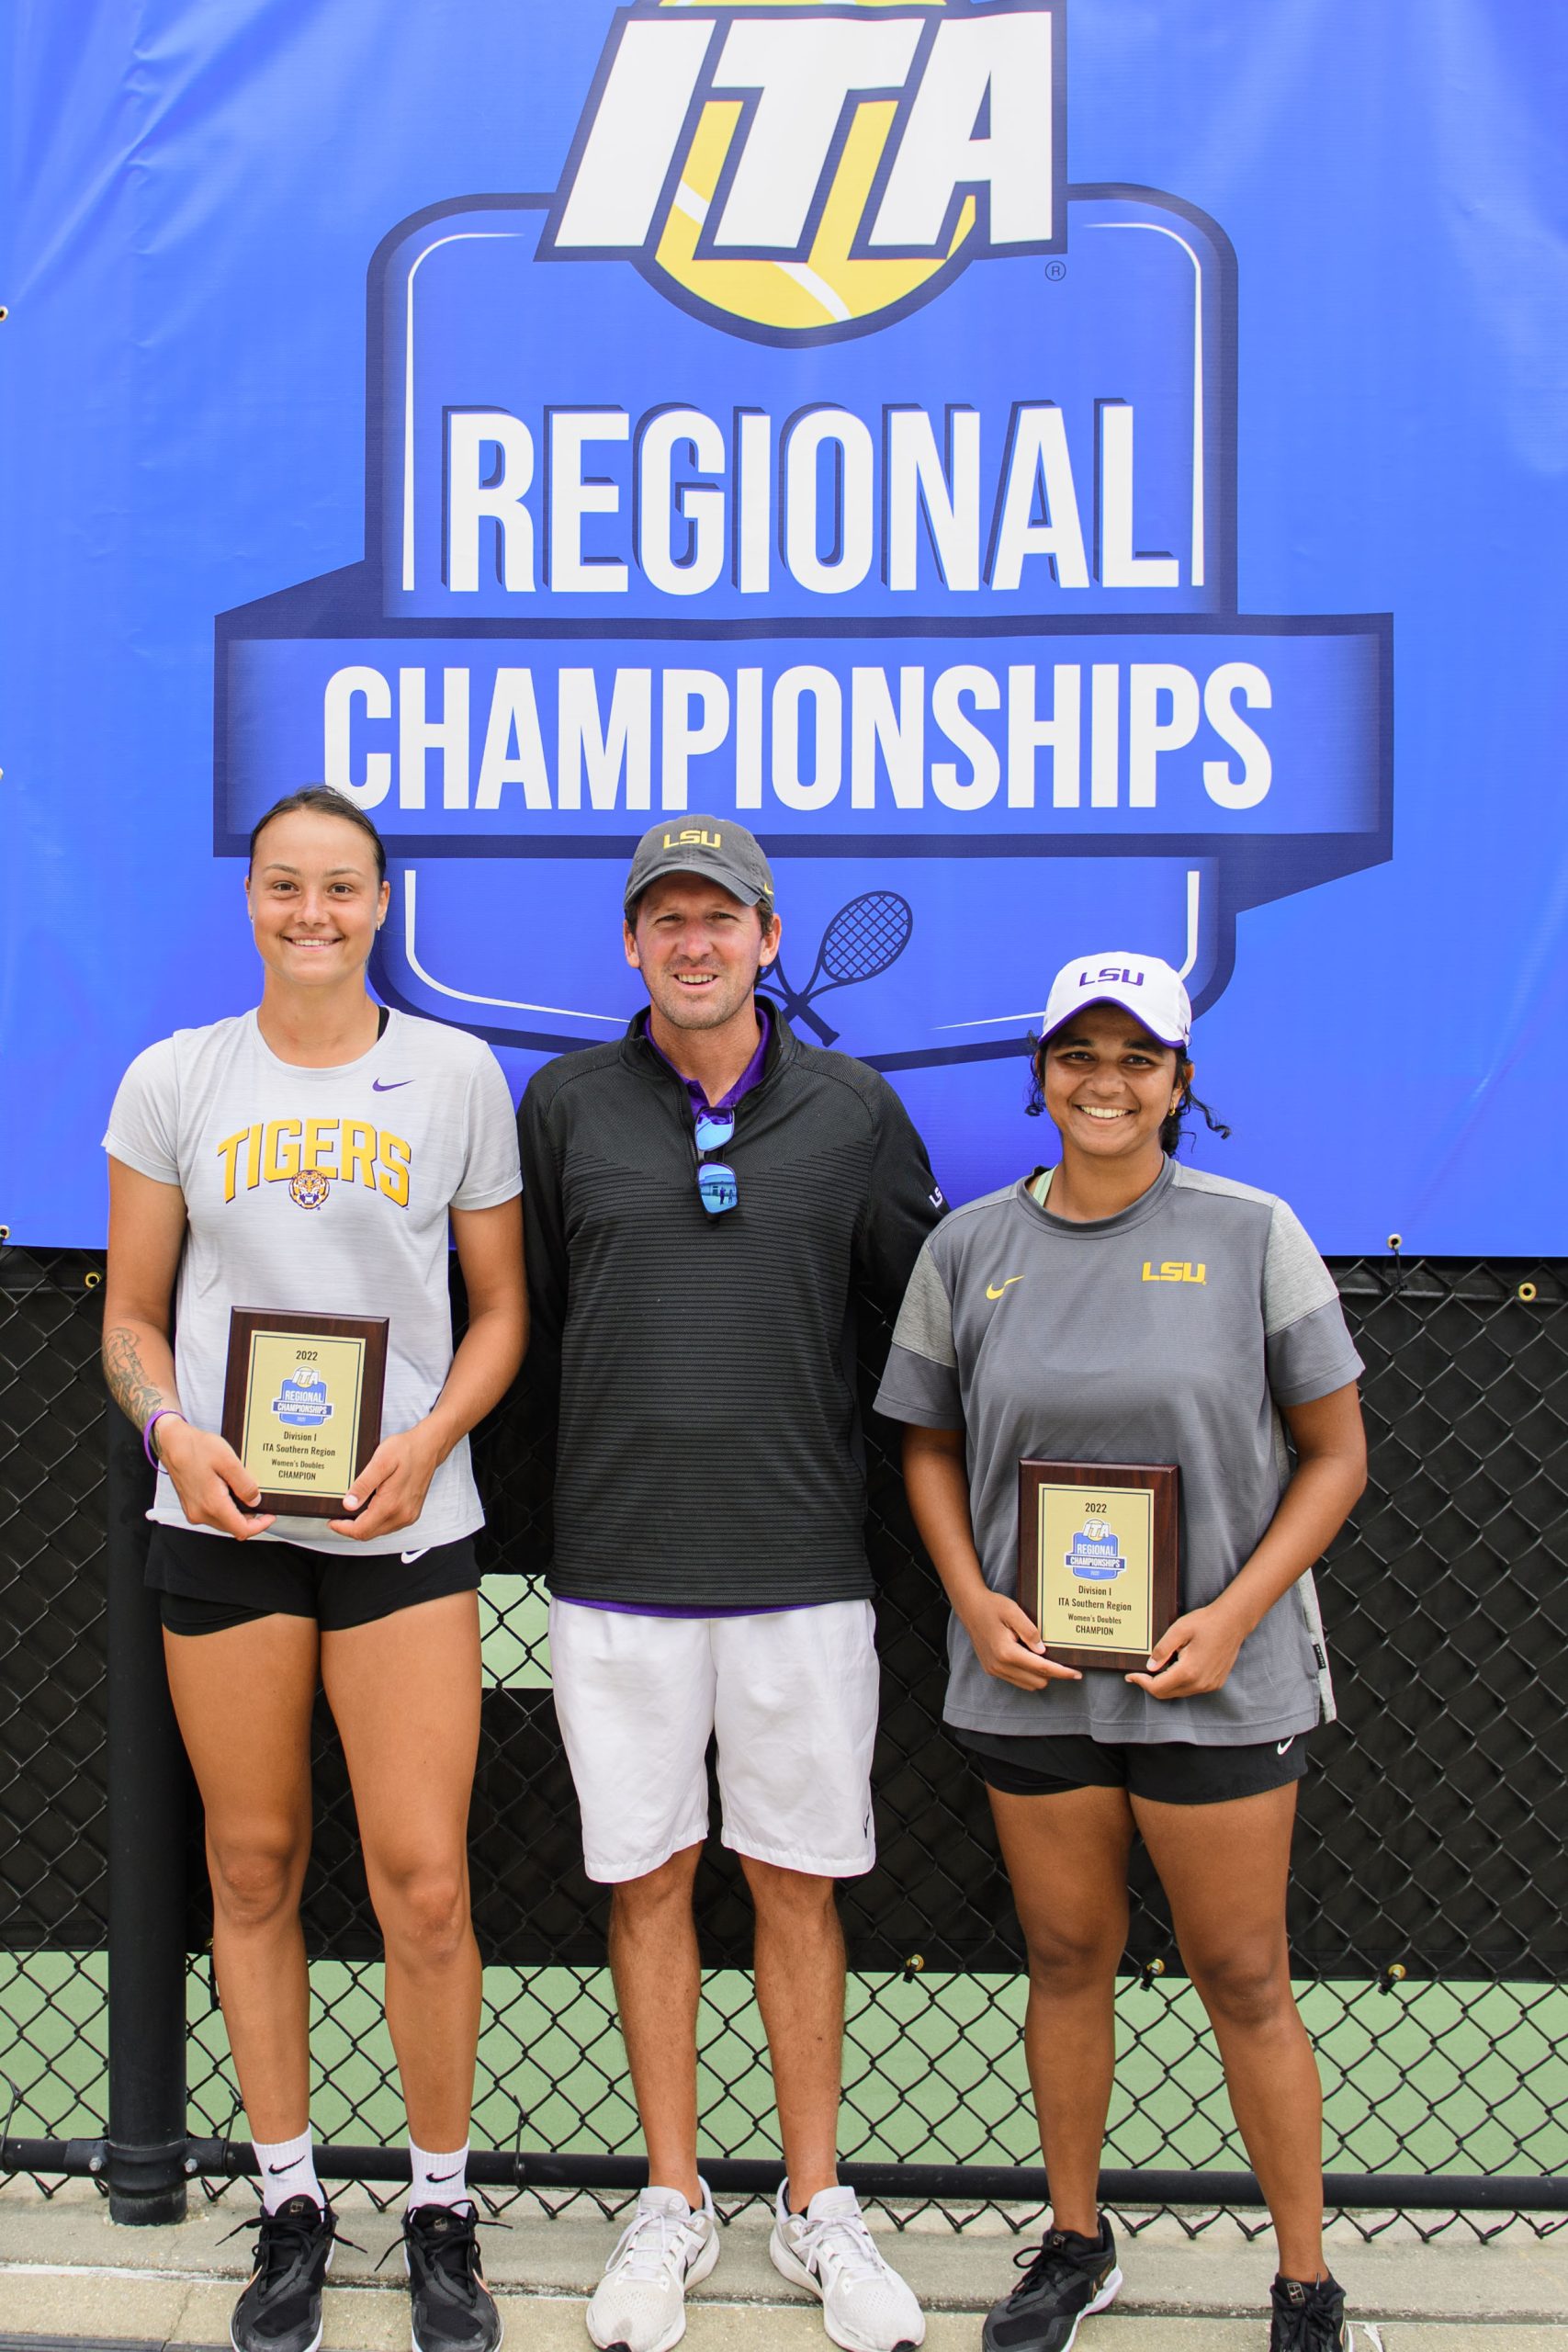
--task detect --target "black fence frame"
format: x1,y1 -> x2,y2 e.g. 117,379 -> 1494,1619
2,1240 -> 1565,2230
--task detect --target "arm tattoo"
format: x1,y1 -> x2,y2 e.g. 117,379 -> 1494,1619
103,1325 -> 175,1432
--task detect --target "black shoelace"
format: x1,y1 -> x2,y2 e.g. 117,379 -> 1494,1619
394,2203 -> 509,2298
415,2209 -> 479,2285
220,2199 -> 348,2283
1271,2276 -> 1343,2352
1010,2228 -> 1102,2301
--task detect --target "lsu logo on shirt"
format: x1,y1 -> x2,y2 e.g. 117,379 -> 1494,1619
543,0 -> 1064,344
216,1120 -> 412,1209
1142,1260 -> 1206,1284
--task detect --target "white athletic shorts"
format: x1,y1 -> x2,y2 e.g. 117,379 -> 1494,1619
547,1598 -> 880,1885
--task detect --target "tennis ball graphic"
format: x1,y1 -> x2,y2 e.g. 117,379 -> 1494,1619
647,0 -> 976,340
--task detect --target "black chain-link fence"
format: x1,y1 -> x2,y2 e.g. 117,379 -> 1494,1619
2,1233 -> 1564,2239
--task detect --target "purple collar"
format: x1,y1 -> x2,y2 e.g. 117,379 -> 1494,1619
644,1002 -> 772,1116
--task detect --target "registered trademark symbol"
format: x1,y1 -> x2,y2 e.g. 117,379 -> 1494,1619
1044,260 -> 1066,282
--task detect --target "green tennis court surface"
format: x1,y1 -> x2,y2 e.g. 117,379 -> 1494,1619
3,1952 -> 1562,2187
6,1596 -> 1562,2187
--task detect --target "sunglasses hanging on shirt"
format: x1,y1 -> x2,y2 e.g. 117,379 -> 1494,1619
694,1105 -> 739,1216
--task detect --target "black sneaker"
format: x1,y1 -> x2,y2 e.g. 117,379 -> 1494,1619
981,2217 -> 1122,2352
230,2195 -> 336,2352
405,2201 -> 503,2352
1269,2273 -> 1348,2351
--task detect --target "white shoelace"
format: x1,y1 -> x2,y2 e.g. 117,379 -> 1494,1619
607,2203 -> 704,2286
791,2206 -> 889,2294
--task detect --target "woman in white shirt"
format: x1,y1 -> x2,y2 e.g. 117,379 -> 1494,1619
102,787 -> 523,2352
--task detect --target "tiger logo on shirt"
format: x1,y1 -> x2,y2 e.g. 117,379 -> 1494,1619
289,1169 -> 332,1211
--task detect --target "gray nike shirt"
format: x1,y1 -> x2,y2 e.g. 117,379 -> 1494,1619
874,1159 -> 1364,1746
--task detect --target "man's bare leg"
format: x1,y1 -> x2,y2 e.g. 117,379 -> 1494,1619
744,1858 -> 844,2211
608,1843 -> 705,2204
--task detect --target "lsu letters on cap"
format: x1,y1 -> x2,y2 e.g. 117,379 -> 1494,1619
1040,953 -> 1192,1049
625,817 -> 774,918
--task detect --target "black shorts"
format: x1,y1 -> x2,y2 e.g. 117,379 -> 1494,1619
959,1725 -> 1309,1805
148,1525 -> 482,1636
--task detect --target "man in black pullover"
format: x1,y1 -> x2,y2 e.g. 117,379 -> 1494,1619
520,818 -> 942,2352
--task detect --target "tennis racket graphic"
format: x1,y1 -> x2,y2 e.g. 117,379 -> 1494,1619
770,891 -> 914,1046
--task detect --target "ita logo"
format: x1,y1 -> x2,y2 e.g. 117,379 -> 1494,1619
543,0 -> 1064,345
216,0 -> 1389,1193
271,1366 -> 333,1430
1066,1520 -> 1124,1583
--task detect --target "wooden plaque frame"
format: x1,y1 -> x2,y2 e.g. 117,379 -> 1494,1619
220,1308 -> 389,1518
1018,1460 -> 1180,1672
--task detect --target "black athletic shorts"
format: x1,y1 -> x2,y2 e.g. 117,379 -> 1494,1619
148,1525 -> 482,1636
958,1725 -> 1309,1805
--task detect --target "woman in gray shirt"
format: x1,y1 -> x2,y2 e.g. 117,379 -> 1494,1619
876,952 -> 1366,2352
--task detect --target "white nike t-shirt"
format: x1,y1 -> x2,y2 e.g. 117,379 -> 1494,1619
103,1007 -> 521,1555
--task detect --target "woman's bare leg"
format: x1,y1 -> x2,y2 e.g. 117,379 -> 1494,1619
162,1616 -> 320,2140
321,1593 -> 484,2150
987,1783 -> 1135,2234
1134,1784 -> 1325,2282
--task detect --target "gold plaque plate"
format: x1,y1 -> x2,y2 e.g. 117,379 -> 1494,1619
1018,1460 -> 1179,1671
221,1309 -> 388,1518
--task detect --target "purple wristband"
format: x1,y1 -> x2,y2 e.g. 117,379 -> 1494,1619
142,1409 -> 185,1467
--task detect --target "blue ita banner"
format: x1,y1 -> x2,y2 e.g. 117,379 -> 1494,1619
2,2 -> 1564,1246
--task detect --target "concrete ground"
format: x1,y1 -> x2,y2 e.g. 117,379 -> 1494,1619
0,2179 -> 1562,2350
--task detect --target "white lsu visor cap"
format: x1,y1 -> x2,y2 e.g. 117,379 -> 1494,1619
1040,953 -> 1192,1050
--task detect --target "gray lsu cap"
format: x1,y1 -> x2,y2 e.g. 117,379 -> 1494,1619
623,817 -> 775,918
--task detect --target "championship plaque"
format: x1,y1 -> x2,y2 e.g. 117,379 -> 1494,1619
220,1308 -> 388,1518
1018,1461 -> 1179,1672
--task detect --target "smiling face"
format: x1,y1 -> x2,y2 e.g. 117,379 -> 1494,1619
624,873 -> 780,1036
1040,1003 -> 1189,1168
245,808 -> 389,991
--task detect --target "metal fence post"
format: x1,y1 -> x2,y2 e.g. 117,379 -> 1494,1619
105,1398 -> 188,2223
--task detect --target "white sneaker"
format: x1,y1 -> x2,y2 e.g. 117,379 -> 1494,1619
585,2182 -> 719,2352
769,2183 -> 926,2352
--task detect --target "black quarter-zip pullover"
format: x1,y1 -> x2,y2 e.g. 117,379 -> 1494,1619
518,1001 -> 945,1606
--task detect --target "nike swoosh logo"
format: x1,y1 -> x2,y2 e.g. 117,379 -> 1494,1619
987,1278 -> 1023,1299
429,2168 -> 462,2183
266,2162 -> 296,2174
1276,1737 -> 1295,1756
372,1078 -> 412,1091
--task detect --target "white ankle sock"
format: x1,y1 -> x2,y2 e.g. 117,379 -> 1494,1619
252,2128 -> 322,2214
409,2137 -> 470,2212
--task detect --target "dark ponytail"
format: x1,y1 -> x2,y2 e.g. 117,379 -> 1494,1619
1160,1062 -> 1232,1156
